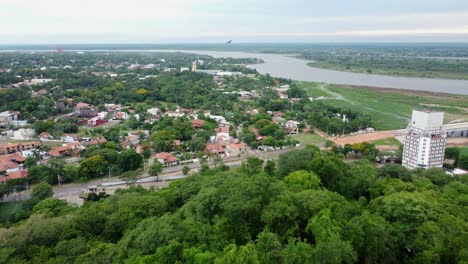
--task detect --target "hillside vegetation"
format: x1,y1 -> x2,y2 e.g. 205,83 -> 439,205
0,146 -> 467,263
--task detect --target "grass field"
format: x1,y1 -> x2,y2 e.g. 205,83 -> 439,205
460,147 -> 468,156
292,133 -> 326,146
295,81 -> 332,98
321,85 -> 468,131
372,137 -> 403,146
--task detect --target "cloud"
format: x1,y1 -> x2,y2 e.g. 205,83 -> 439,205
1,0 -> 468,43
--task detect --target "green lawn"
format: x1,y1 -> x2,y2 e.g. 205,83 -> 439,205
321,85 -> 468,131
292,133 -> 326,146
372,137 -> 403,146
295,81 -> 332,98
459,147 -> 468,156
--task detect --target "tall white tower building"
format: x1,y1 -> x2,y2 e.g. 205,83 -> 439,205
402,110 -> 446,170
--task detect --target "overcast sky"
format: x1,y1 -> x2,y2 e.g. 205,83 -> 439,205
2,0 -> 468,44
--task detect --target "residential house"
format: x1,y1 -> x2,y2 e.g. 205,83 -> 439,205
48,142 -> 82,158
226,142 -> 246,155
0,111 -> 28,127
190,119 -> 205,129
81,138 -> 107,147
0,153 -> 25,173
74,102 -> 98,118
128,130 -> 150,140
39,132 -> 53,140
214,125 -> 231,144
284,120 -> 300,135
0,170 -> 28,183
154,152 -> 180,166
205,143 -> 226,157
61,134 -> 79,143
98,111 -> 108,119
0,141 -> 40,155
147,107 -> 160,116
113,111 -> 129,120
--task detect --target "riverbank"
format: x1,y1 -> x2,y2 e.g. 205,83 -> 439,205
299,81 -> 468,130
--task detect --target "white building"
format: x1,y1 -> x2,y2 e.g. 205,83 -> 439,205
402,110 -> 447,170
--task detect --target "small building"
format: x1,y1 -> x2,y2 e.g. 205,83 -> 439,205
154,152 -> 180,167
74,102 -> 98,118
39,132 -> 53,140
0,141 -> 40,155
147,107 -> 160,116
190,119 -> 205,129
61,134 -> 79,143
205,143 -> 226,157
0,170 -> 28,183
113,111 -> 129,120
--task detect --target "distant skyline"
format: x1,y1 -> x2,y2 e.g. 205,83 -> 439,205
2,0 -> 468,44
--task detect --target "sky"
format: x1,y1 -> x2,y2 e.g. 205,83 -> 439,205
1,0 -> 468,44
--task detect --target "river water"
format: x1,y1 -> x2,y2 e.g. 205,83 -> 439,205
3,48 -> 468,95
171,50 -> 468,95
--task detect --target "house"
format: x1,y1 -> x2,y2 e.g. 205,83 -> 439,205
226,142 -> 246,155
147,107 -> 160,116
61,134 -> 79,143
39,132 -> 53,140
48,142 -> 82,158
0,111 -> 28,127
98,111 -> 108,119
87,117 -> 100,126
30,78 -> 53,85
81,138 -> 107,147
215,125 -> 231,144
113,111 -> 129,120
173,140 -> 182,148
154,152 -> 180,166
0,153 -> 25,173
205,143 -> 226,157
74,102 -> 98,118
0,170 -> 28,183
0,141 -> 40,155
104,104 -> 123,111
284,120 -> 300,135
128,130 -> 150,140
125,135 -> 140,145
190,119 -> 205,129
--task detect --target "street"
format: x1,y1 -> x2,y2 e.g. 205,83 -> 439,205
1,146 -> 303,205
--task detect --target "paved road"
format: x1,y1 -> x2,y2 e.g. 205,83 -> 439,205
1,146 -> 303,205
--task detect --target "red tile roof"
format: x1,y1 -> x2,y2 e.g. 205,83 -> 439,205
190,119 -> 205,128
0,170 -> 28,183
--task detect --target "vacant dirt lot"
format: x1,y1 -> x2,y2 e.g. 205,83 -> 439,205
333,130 -> 399,146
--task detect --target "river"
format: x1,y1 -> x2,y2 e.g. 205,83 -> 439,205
170,50 -> 468,95
3,48 -> 468,95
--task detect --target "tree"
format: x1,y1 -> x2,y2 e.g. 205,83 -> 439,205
255,231 -> 282,263
79,155 -> 108,180
150,162 -> 164,181
216,243 -> 259,264
117,150 -> 143,172
31,182 -> 53,201
281,239 -> 314,264
284,170 -> 321,191
264,160 -> 276,177
182,165 -> 190,176
241,157 -> 263,175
